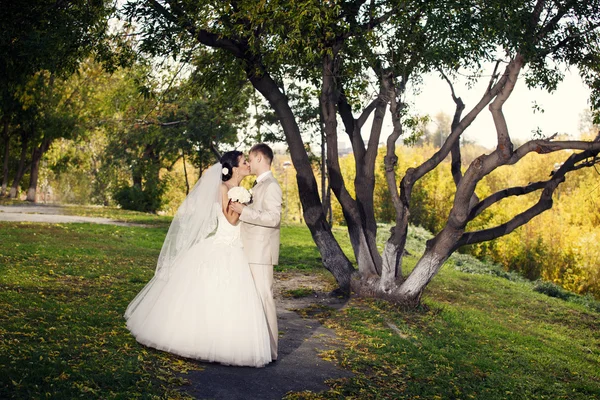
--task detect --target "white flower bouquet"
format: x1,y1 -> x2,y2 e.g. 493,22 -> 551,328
227,186 -> 252,204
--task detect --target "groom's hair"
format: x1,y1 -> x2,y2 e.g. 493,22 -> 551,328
250,143 -> 274,165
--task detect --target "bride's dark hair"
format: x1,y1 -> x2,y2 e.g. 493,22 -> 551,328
220,150 -> 243,181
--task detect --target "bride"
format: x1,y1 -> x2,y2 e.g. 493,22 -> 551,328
124,151 -> 272,367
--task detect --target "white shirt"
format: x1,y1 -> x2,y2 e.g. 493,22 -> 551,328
256,170 -> 272,184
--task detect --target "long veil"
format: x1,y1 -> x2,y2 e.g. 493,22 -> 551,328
154,162 -> 222,280
124,163 -> 222,320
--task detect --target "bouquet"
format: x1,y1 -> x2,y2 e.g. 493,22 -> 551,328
227,186 -> 252,204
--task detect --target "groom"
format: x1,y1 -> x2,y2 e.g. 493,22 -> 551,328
230,143 -> 282,361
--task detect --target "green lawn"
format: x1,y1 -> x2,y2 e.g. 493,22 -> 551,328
1,208 -> 599,399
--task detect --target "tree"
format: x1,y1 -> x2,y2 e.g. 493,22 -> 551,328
0,0 -> 129,199
125,0 -> 600,306
101,61 -> 247,212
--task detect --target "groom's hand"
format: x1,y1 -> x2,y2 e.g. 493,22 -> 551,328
230,201 -> 245,214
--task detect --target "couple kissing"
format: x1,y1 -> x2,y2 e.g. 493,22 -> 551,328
124,143 -> 282,368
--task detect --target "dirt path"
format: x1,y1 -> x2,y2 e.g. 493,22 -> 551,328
183,272 -> 352,399
0,204 -> 143,226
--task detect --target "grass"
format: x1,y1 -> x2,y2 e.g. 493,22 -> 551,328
282,287 -> 317,298
0,222 -> 193,399
1,207 -> 599,399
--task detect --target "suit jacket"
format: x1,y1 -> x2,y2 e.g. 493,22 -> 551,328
240,172 -> 282,265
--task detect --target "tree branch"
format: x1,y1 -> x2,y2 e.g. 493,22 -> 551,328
539,22 -> 600,57
456,146 -> 600,248
468,180 -> 549,221
489,54 -> 524,159
337,90 -> 356,142
149,0 -> 247,59
400,58 -> 514,206
358,96 -> 384,129
440,69 -> 466,187
210,142 -> 221,160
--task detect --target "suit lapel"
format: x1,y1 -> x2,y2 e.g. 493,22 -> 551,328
254,173 -> 272,191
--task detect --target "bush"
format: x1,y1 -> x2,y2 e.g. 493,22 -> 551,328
450,253 -> 526,282
569,293 -> 600,313
113,184 -> 165,213
533,281 -> 573,300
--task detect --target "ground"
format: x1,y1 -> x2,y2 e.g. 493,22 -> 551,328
0,203 -> 352,399
184,272 -> 352,400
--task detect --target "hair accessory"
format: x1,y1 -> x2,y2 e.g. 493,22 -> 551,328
222,167 -> 229,175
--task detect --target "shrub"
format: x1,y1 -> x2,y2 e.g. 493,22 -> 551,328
113,184 -> 165,213
533,281 -> 573,300
450,253 -> 526,282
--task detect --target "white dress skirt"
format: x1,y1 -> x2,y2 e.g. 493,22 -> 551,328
124,211 -> 272,367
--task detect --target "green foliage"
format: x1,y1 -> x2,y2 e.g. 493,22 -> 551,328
533,280 -> 573,301
25,57 -> 246,208
113,181 -> 167,213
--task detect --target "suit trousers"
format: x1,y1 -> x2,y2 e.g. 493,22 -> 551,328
249,263 -> 278,360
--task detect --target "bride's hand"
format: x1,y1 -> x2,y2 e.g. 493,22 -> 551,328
230,201 -> 245,215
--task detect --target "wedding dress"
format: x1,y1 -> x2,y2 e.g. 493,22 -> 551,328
124,164 -> 271,368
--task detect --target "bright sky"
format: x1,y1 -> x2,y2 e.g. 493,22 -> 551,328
335,65 -> 592,151
408,67 -> 592,149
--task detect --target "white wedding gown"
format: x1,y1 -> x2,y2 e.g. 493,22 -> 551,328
124,204 -> 272,367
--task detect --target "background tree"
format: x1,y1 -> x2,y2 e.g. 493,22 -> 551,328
101,60 -> 248,212
0,0 -> 130,199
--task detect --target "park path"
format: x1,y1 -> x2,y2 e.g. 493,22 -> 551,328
184,281 -> 353,400
1,203 -> 353,399
0,204 -> 141,226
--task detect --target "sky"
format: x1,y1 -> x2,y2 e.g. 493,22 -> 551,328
412,66 -> 592,149
333,65 -> 592,152
355,64 -> 593,151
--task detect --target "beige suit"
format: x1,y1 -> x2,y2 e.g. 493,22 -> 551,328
240,172 -> 282,359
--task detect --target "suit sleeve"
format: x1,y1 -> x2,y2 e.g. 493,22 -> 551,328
240,181 -> 282,228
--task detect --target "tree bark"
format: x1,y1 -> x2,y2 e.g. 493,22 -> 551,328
1,117 -> 10,196
182,150 -> 190,195
248,61 -> 356,293
380,70 -> 409,291
338,87 -> 387,276
322,53 -> 379,278
380,56 -> 526,301
9,131 -> 31,199
396,228 -> 457,305
26,137 -> 51,202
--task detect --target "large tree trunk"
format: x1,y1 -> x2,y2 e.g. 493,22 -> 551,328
337,81 -> 387,276
355,97 -> 387,273
146,1 -> 355,293
9,131 -> 30,199
396,226 -> 460,305
321,52 -> 380,278
248,64 -> 357,293
132,163 -> 143,189
26,137 -> 51,202
380,70 -> 410,292
380,55 -> 527,302
1,117 -> 10,196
